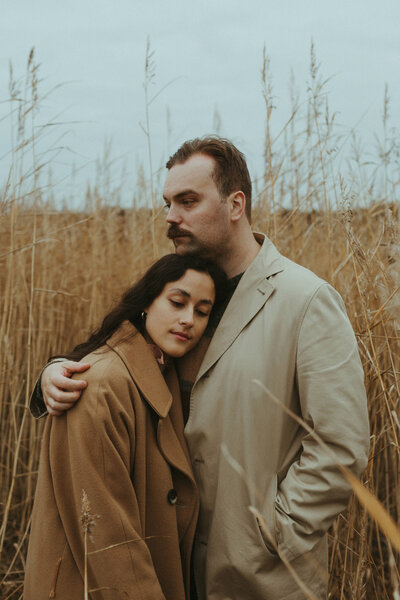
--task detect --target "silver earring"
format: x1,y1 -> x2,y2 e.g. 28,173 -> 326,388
141,311 -> 147,321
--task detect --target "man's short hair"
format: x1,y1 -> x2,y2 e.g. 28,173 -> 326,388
166,136 -> 252,222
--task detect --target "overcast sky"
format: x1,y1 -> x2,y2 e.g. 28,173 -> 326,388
1,0 -> 399,204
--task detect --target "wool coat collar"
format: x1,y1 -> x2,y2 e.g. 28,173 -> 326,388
106,321 -> 173,418
106,321 -> 196,486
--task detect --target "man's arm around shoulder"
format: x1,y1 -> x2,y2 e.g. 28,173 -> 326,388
29,359 -> 90,418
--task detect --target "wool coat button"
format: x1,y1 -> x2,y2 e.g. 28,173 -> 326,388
167,489 -> 178,505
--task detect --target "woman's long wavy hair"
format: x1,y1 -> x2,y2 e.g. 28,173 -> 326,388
59,254 -> 227,362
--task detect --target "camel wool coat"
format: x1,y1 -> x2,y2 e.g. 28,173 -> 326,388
24,323 -> 199,600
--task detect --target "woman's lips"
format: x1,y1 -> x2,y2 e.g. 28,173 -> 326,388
171,331 -> 191,341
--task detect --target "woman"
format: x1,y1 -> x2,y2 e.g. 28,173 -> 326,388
24,254 -> 226,600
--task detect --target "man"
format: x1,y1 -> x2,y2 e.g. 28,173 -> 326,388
32,136 -> 369,599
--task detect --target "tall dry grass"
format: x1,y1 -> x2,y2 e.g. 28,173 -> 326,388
1,46 -> 400,598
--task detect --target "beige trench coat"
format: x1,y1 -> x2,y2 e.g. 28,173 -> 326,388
182,234 -> 369,600
24,323 -> 199,600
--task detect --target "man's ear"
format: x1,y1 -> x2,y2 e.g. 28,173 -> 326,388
229,191 -> 246,222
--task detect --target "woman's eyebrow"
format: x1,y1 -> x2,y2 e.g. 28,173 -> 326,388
197,299 -> 213,306
169,288 -> 190,297
169,288 -> 213,305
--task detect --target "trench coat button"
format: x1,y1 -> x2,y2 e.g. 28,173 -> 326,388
167,489 -> 178,505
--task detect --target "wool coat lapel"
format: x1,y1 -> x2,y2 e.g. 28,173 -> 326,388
158,366 -> 198,484
108,323 -> 195,484
108,324 -> 172,417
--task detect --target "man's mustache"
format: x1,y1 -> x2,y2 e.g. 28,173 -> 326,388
167,225 -> 192,240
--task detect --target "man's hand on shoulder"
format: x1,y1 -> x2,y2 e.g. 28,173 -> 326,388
42,360 -> 90,416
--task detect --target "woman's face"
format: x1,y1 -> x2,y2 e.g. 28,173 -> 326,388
145,269 -> 216,357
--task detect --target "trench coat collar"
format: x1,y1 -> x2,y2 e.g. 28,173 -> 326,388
195,232 -> 284,381
106,322 -> 172,418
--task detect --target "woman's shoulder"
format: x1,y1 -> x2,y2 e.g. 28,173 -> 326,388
59,349 -> 137,445
73,347 -> 131,389
72,322 -> 143,388
69,323 -> 171,418
69,348 -> 138,422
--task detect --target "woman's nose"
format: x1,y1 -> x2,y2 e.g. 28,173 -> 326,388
179,308 -> 194,326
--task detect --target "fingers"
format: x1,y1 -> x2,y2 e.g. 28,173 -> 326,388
62,361 -> 91,375
47,405 -> 72,417
42,361 -> 88,394
41,360 -> 89,416
47,387 -> 83,404
46,397 -> 79,416
44,387 -> 82,415
49,373 -> 88,392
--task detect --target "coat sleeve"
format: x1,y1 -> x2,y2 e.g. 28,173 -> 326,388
274,283 -> 369,561
29,358 -> 67,418
48,356 -> 166,600
29,375 -> 47,418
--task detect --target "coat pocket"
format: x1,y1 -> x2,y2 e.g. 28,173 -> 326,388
253,474 -> 279,556
255,512 -> 278,556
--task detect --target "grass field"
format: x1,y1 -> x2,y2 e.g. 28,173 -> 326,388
1,49 -> 400,598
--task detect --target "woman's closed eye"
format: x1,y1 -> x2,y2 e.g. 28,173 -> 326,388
169,299 -> 210,318
170,299 -> 184,308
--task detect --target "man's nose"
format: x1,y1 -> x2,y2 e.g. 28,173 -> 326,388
166,203 -> 182,224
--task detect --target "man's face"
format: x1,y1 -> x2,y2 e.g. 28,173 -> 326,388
163,153 -> 231,260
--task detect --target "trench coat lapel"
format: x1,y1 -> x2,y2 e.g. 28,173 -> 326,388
107,322 -> 195,483
196,234 -> 284,382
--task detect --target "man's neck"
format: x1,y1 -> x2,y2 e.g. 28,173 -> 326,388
219,231 -> 261,278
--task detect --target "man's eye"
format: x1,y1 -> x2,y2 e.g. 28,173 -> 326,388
182,199 -> 194,206
163,204 -> 170,212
